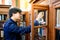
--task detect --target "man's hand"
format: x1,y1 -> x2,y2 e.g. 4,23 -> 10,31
17,20 -> 20,26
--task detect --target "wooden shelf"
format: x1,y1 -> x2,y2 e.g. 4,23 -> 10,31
0,27 -> 3,30
34,25 -> 47,28
29,0 -> 44,3
55,27 -> 60,30
0,20 -> 6,22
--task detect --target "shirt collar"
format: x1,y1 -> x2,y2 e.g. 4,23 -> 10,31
10,18 -> 17,24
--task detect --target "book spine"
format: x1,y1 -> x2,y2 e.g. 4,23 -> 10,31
2,15 -> 4,20
0,15 -> 1,20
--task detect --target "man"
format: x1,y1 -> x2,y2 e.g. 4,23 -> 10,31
4,8 -> 41,40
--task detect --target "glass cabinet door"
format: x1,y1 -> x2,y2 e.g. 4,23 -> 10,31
56,8 -> 60,27
34,10 -> 48,26
30,4 -> 48,40
55,8 -> 60,40
34,10 -> 48,40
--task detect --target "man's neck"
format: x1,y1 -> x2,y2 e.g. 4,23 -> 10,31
11,17 -> 16,22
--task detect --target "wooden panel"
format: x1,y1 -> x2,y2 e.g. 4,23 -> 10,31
0,5 -> 11,13
33,0 -> 45,3
33,4 -> 49,10
53,1 -> 60,8
0,5 -> 11,8
29,0 -> 45,3
53,1 -> 60,40
48,4 -> 55,40
25,12 -> 30,40
31,4 -> 35,40
48,0 -> 60,40
0,8 -> 9,13
52,0 -> 60,4
34,26 -> 47,28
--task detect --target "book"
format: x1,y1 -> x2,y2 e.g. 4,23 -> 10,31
0,15 -> 1,20
4,15 -> 7,20
2,15 -> 4,20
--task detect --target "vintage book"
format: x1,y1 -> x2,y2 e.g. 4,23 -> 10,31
0,15 -> 1,20
4,15 -> 7,20
2,15 -> 4,20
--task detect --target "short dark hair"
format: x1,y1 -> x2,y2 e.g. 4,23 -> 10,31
9,8 -> 22,18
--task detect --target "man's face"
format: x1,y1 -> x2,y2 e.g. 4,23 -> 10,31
13,12 -> 21,20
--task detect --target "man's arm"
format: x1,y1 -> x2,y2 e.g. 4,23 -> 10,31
7,20 -> 39,34
8,23 -> 31,35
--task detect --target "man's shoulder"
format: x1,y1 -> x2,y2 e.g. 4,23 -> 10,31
5,19 -> 12,23
4,19 -> 13,27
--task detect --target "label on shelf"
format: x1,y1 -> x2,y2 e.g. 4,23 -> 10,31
1,31 -> 4,37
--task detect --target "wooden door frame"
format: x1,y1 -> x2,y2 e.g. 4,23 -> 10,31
53,1 -> 60,40
31,4 -> 49,40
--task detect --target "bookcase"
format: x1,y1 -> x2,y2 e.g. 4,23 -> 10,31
30,4 -> 49,40
0,5 -> 10,40
52,0 -> 60,40
29,0 -> 60,40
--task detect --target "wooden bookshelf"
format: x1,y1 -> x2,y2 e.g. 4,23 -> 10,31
29,0 -> 60,40
17,11 -> 30,40
0,5 -> 10,40
55,27 -> 60,30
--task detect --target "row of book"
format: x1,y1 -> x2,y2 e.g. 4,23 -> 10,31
20,15 -> 26,27
20,15 -> 26,40
34,27 -> 47,40
30,27 -> 47,40
0,14 -> 7,21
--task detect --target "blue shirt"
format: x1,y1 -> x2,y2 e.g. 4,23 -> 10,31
4,18 -> 39,40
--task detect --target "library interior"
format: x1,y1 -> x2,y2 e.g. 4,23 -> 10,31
0,0 -> 60,40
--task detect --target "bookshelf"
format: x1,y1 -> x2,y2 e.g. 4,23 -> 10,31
17,11 -> 30,40
0,5 -> 11,28
19,13 -> 26,40
30,4 -> 49,40
20,14 -> 26,27
0,5 -> 10,40
29,0 -> 60,40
